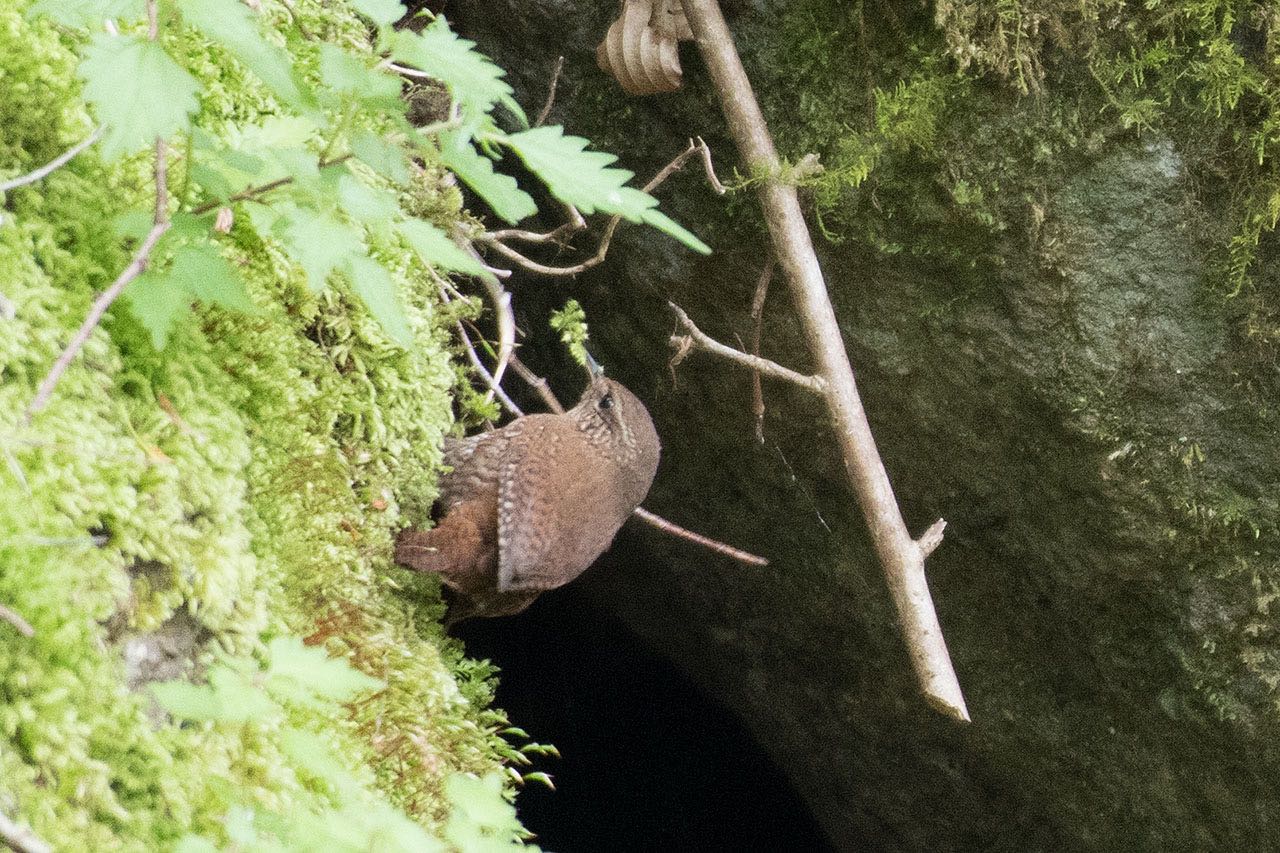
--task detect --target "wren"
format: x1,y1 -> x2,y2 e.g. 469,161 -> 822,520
395,376 -> 660,622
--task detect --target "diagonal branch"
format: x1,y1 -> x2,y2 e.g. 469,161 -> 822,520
748,257 -> 774,442
0,126 -> 103,194
23,140 -> 171,424
189,153 -> 353,216
535,56 -> 565,127
0,603 -> 35,638
0,811 -> 50,853
682,0 -> 967,721
668,301 -> 826,394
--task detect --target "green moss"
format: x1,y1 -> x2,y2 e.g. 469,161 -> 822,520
0,2 -> 524,847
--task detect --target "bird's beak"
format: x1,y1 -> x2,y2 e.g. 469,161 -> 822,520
584,350 -> 604,378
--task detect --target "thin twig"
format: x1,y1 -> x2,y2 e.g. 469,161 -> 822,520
437,270 -> 524,419
456,320 -> 523,418
694,136 -> 728,194
153,139 -> 168,224
641,139 -> 701,192
668,301 -> 825,393
23,142 -> 171,424
506,354 -> 768,567
475,139 -> 718,277
474,249 -> 515,403
0,810 -> 51,853
748,257 -> 774,443
189,153 -> 353,216
632,508 -> 768,565
535,56 -> 565,127
0,604 -> 35,638
485,219 -> 583,246
917,518 -> 947,559
477,232 -> 615,277
0,126 -> 103,194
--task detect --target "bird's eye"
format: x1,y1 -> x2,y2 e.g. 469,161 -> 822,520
598,392 -> 614,410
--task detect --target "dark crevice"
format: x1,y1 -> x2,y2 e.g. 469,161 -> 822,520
455,546 -> 837,853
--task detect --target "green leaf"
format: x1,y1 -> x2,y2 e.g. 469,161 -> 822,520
167,243 -> 256,312
280,208 -> 364,293
343,255 -> 414,346
318,44 -> 403,111
501,125 -> 711,254
280,727 -> 353,789
390,18 -> 525,123
266,637 -> 385,702
182,0 -> 313,111
444,773 -> 523,847
224,806 -> 259,847
438,130 -> 536,224
27,0 -> 141,27
124,242 -> 255,348
78,35 -> 201,159
207,667 -> 277,721
227,115 -> 318,152
351,0 -> 406,26
351,130 -> 410,185
396,218 -> 489,279
125,266 -> 194,349
150,667 -> 275,722
173,836 -> 220,853
113,209 -> 154,241
150,681 -> 220,720
336,174 -> 400,224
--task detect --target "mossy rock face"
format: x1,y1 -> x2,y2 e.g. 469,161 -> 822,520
452,2 -> 1280,848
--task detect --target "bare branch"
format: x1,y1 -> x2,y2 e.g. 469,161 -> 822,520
668,301 -> 825,393
485,218 -> 584,247
748,257 -> 775,443
535,56 -> 565,127
694,136 -> 728,194
641,138 -> 701,192
0,126 -> 103,194
916,518 -> 947,559
477,229 -> 617,277
506,355 -> 768,567
632,507 -> 768,566
508,353 -> 564,415
683,0 -> 968,721
0,810 -> 50,853
153,138 -> 169,226
476,138 -> 722,277
457,320 -> 523,418
189,153 -> 352,216
479,264 -> 515,401
23,139 -> 172,424
0,603 -> 34,638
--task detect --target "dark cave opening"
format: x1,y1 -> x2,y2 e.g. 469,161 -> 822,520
454,540 -> 835,853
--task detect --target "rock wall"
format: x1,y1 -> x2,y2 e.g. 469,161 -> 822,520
450,2 -> 1280,848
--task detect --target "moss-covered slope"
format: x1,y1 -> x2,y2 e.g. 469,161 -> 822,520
0,3 -> 522,848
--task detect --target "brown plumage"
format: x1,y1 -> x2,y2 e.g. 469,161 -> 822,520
395,377 -> 660,622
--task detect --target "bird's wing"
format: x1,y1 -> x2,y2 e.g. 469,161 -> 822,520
496,421 -> 616,593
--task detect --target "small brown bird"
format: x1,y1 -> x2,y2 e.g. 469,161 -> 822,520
395,375 -> 660,622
